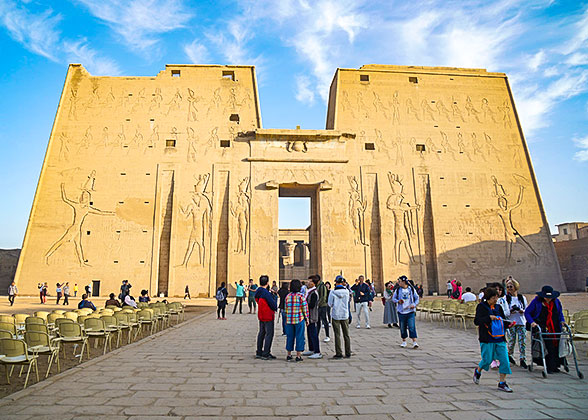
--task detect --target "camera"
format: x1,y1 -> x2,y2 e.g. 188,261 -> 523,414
511,305 -> 520,311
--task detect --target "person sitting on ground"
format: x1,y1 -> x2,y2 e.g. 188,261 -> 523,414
473,287 -> 514,392
461,287 -> 477,303
78,294 -> 97,311
123,295 -> 138,309
105,293 -> 121,307
505,278 -> 528,369
139,289 -> 151,303
524,285 -> 566,374
328,276 -> 352,359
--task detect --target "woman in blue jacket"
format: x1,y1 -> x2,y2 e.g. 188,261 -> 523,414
524,285 -> 566,374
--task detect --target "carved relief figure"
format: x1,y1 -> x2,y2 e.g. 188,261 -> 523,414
102,127 -> 109,149
465,96 -> 482,123
483,132 -> 501,162
80,126 -> 92,150
117,125 -> 126,149
187,127 -> 198,162
373,91 -> 388,117
208,127 -> 219,148
499,100 -> 513,128
286,140 -> 307,153
481,98 -> 497,123
150,88 -> 163,111
147,125 -> 159,151
356,91 -> 369,119
104,87 -> 116,108
471,132 -> 487,161
492,176 -> 539,263
341,91 -> 355,118
386,173 -> 419,265
186,88 -> 200,122
68,89 -> 79,120
58,132 -> 70,162
457,132 -> 473,161
390,91 -> 400,125
166,89 -> 182,115
513,147 -> 523,169
228,87 -> 239,111
177,174 -> 212,267
406,98 -> 421,121
440,131 -> 457,160
425,137 -> 440,159
421,99 -> 436,121
451,96 -> 466,122
231,177 -> 250,254
45,172 -> 115,266
392,135 -> 404,165
132,128 -> 143,148
348,176 -> 368,246
207,88 -> 222,116
436,99 -> 452,121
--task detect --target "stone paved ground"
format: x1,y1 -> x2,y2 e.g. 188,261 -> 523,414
1,303 -> 587,420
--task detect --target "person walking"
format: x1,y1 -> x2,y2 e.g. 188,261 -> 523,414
62,282 -> 70,305
446,280 -> 453,298
473,287 -> 514,392
255,275 -> 278,360
247,279 -> 258,314
184,285 -> 191,299
351,275 -> 372,328
328,276 -> 352,359
233,280 -> 245,314
8,282 -> 18,306
313,274 -> 331,343
216,282 -> 228,320
366,279 -> 375,311
73,283 -> 78,297
278,282 -> 289,336
56,283 -> 63,304
383,281 -> 399,328
505,278 -> 528,368
392,276 -> 420,348
303,277 -> 322,359
284,279 -> 309,362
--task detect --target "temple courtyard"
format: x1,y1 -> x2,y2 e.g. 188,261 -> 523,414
1,299 -> 587,420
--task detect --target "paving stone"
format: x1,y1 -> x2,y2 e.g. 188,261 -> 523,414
122,406 -> 172,415
275,405 -> 325,416
444,411 -> 498,420
539,408 -> 588,419
354,404 -> 408,414
404,402 -> 457,412
325,405 -> 355,415
489,399 -> 546,409
224,406 -> 274,416
490,409 -> 551,419
171,406 -> 223,416
534,399 -> 575,409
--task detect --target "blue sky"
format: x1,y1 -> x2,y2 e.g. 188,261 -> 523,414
0,0 -> 586,248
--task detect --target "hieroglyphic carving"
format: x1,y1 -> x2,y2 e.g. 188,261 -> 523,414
386,173 -> 419,265
208,127 -> 219,148
440,131 -> 457,160
422,100 -> 436,121
177,173 -> 212,267
499,100 -> 513,128
80,126 -> 92,151
390,91 -> 400,125
425,137 -> 440,159
286,140 -> 307,153
186,127 -> 198,162
436,99 -> 452,121
231,177 -> 250,254
207,88 -> 222,117
348,176 -> 367,246
465,96 -> 482,122
166,89 -> 182,115
68,89 -> 79,120
45,171 -> 114,266
471,132 -> 487,161
228,87 -> 239,111
58,132 -> 70,162
373,91 -> 388,117
187,88 -> 201,121
147,125 -> 158,151
481,98 -> 497,123
341,91 -> 355,118
492,175 -> 539,263
392,134 -> 404,165
356,91 -> 369,119
451,96 -> 466,122
117,125 -> 126,149
483,132 -> 501,162
149,88 -> 163,111
406,98 -> 421,120
457,132 -> 473,161
131,127 -> 143,148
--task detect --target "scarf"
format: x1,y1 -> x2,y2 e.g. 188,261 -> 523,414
545,300 -> 557,344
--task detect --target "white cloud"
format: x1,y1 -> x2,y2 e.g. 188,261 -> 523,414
0,0 -> 62,60
74,0 -> 192,51
573,135 -> 588,162
184,40 -> 210,64
295,75 -> 315,104
0,0 -> 121,75
205,17 -> 264,70
528,50 -> 546,71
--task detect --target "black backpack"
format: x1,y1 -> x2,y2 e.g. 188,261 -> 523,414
452,289 -> 460,299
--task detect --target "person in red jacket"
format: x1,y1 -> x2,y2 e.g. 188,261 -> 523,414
255,275 -> 278,360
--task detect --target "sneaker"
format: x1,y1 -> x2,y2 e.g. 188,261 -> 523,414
286,355 -> 293,362
400,342 -> 407,348
519,360 -> 528,369
267,354 -> 277,359
498,382 -> 513,393
356,325 -> 361,329
508,355 -> 516,365
295,356 -> 303,362
323,337 -> 331,342
393,323 -> 399,328
473,368 -> 481,385
412,342 -> 419,349
332,354 -> 343,359
255,354 -> 262,359
366,325 -> 371,329
387,324 -> 392,328
329,322 -> 332,326
302,351 -> 313,356
309,353 -> 323,359
344,354 -> 351,358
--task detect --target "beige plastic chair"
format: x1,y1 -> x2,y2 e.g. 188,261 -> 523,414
100,315 -> 122,347
137,309 -> 155,338
57,322 -> 89,362
0,338 -> 39,388
0,331 -> 12,339
34,311 -> 50,321
24,331 -> 60,378
25,323 -> 50,334
47,313 -> 63,327
0,315 -> 15,324
84,318 -> 111,355
101,308 -> 114,316
125,312 -> 140,342
428,300 -> 443,321
64,312 -> 79,322
25,316 -> 45,326
12,314 -> 29,331
51,310 -> 66,316
442,302 -> 458,325
453,304 -> 468,330
0,322 -> 16,337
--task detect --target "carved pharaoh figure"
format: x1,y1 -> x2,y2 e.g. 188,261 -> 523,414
451,96 -> 466,122
386,173 -> 419,265
68,88 -> 79,120
58,132 -> 70,162
231,177 -> 250,254
421,99 -> 437,121
166,89 -> 183,115
465,96 -> 482,123
499,100 -> 513,128
186,126 -> 198,162
481,98 -> 497,123
406,98 -> 421,121
390,90 -> 400,125
457,132 -> 473,161
149,88 -> 163,111
471,132 -> 487,161
436,99 -> 452,121
440,131 -> 458,161
45,174 -> 115,266
177,174 -> 213,267
348,176 -> 368,246
147,125 -> 159,151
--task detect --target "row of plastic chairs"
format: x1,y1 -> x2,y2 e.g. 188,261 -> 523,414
417,300 -> 477,330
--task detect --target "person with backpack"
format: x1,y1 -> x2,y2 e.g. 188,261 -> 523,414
392,276 -> 420,348
284,279 -> 309,362
255,275 -> 278,360
450,279 -> 462,300
505,278 -> 528,368
232,280 -> 245,314
473,287 -> 515,392
303,276 -> 322,359
328,275 -> 352,359
313,274 -> 331,343
216,282 -> 228,320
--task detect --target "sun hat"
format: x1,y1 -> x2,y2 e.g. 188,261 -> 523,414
536,285 -> 560,299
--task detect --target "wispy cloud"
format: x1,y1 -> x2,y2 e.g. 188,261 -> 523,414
184,40 -> 210,64
573,135 -> 588,162
295,75 -> 315,104
74,0 -> 192,52
0,0 -> 121,75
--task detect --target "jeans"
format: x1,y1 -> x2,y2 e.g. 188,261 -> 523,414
332,319 -> 351,357
356,302 -> 370,327
8,295 -> 15,306
318,306 -> 330,338
56,292 -> 62,304
217,301 -> 226,318
398,311 -> 417,339
479,342 -> 512,374
248,297 -> 257,312
285,321 -> 306,352
232,296 -> 243,314
280,309 -> 286,335
256,320 -> 274,357
307,322 -> 320,354
63,294 -> 69,305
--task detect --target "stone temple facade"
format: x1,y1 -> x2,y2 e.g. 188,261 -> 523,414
14,64 -> 565,297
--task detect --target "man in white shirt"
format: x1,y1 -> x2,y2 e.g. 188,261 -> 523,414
461,287 -> 477,303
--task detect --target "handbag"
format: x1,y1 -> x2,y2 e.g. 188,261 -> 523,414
559,334 -> 572,358
489,317 -> 505,338
381,297 -> 386,306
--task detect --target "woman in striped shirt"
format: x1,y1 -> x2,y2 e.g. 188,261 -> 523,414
285,279 -> 309,362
